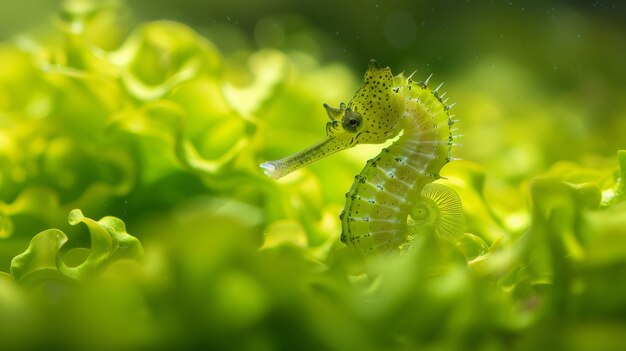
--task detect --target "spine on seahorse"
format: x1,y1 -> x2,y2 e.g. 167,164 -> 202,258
339,72 -> 459,254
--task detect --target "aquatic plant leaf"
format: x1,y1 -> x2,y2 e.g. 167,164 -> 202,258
111,20 -> 222,101
9,210 -> 143,284
602,149 -> 626,205
222,49 -> 290,116
61,209 -> 144,279
10,229 -> 68,284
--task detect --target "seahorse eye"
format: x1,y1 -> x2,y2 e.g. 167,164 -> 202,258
342,108 -> 362,133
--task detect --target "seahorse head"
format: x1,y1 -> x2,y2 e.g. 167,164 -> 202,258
324,60 -> 401,144
261,60 -> 402,179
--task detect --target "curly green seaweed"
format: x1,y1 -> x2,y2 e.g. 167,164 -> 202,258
10,209 -> 143,284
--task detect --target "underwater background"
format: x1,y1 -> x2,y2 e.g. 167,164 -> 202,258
1,0 -> 626,349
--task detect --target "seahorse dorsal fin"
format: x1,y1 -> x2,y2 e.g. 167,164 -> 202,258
415,183 -> 465,243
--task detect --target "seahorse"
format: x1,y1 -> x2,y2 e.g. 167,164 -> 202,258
261,60 -> 464,254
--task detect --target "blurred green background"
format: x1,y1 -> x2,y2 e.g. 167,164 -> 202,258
1,0 -> 626,350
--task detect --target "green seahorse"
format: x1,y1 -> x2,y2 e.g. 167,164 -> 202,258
261,60 -> 464,254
